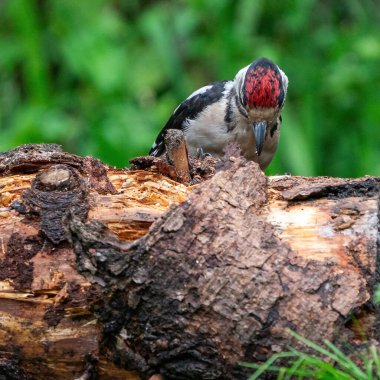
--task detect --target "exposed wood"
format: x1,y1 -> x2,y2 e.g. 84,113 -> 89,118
164,129 -> 191,184
0,144 -> 379,379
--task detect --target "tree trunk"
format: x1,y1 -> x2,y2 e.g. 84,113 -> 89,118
0,144 -> 379,379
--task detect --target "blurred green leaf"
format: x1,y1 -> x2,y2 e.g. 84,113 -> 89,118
0,0 -> 379,175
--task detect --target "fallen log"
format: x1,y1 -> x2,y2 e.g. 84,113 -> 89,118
0,144 -> 379,379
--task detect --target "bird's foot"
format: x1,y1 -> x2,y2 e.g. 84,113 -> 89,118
196,147 -> 212,159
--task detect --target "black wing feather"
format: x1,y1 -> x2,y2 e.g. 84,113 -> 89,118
149,80 -> 229,156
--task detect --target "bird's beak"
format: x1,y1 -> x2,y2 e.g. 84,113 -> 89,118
252,121 -> 267,156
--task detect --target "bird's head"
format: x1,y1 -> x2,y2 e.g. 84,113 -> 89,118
235,57 -> 288,155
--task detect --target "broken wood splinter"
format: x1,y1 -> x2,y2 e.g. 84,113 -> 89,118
164,129 -> 191,184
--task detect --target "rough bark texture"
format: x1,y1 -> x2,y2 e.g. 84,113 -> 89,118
0,144 -> 379,379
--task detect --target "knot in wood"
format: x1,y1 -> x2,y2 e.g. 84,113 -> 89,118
22,164 -> 89,244
38,166 -> 72,191
32,164 -> 81,192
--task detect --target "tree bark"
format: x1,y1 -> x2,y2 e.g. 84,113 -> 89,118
0,144 -> 379,379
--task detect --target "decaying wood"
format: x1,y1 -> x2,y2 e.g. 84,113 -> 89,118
0,144 -> 379,379
164,129 -> 191,184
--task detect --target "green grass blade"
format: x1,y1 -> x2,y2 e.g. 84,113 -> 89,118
365,357 -> 374,380
323,340 -> 366,378
285,339 -> 359,380
369,345 -> 380,378
288,331 -> 348,365
241,352 -> 298,380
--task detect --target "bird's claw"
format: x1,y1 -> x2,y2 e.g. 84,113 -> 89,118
196,147 -> 212,159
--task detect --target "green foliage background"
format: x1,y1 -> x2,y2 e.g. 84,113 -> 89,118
1,0 -> 380,176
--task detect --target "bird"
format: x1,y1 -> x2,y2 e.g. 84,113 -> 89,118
149,57 -> 288,170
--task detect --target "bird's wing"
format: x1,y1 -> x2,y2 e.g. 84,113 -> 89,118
149,80 -> 230,156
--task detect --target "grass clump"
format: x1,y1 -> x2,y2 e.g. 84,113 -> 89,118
241,331 -> 380,380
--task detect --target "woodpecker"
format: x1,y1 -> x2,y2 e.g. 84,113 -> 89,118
149,57 -> 288,170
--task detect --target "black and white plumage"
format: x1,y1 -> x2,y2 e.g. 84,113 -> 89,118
149,57 -> 288,170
